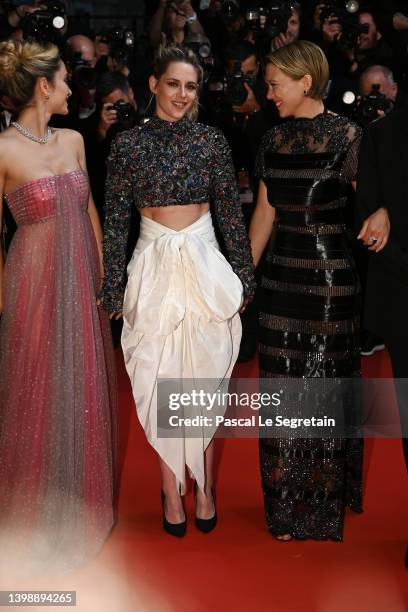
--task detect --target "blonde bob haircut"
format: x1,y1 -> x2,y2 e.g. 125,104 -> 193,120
265,40 -> 329,100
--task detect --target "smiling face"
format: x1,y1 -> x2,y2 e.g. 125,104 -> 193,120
149,61 -> 199,122
265,63 -> 310,118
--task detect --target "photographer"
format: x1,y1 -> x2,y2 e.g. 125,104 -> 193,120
351,64 -> 398,358
65,34 -> 97,122
318,6 -> 395,79
96,71 -> 138,144
149,0 -> 206,49
0,2 -> 46,40
216,40 -> 277,360
359,64 -> 398,113
270,1 -> 301,51
85,71 -> 138,219
224,39 -> 262,116
6,0 -> 68,46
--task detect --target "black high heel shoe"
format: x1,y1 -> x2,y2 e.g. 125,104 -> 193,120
194,481 -> 217,533
161,490 -> 186,538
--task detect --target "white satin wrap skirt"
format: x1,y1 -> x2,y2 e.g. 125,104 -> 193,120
121,211 -> 243,493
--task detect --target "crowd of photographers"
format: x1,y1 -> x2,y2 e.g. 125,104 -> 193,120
2,0 -> 408,356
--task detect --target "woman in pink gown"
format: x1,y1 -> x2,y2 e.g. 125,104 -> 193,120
0,39 -> 116,573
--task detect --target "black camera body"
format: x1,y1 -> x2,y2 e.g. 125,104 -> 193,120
221,0 -> 241,21
226,62 -> 256,106
70,52 -> 97,91
107,100 -> 136,126
319,1 -> 368,49
244,0 -> 292,37
21,1 -> 66,43
355,84 -> 393,125
184,34 -> 214,82
264,0 -> 293,38
104,27 -> 135,49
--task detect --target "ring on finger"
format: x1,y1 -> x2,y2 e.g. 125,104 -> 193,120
368,236 -> 378,244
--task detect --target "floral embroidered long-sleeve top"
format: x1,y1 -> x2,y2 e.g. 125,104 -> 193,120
100,114 -> 256,313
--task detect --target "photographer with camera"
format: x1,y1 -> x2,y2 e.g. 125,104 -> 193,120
5,1 -> 68,46
149,0 -> 206,49
0,2 -> 46,40
96,72 -> 138,144
65,34 -> 97,121
83,71 -> 138,219
358,64 -> 398,116
347,64 -> 398,358
214,40 -> 277,360
269,1 -> 301,51
316,5 -> 395,79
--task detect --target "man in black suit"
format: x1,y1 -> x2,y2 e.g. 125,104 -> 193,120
356,108 -> 408,566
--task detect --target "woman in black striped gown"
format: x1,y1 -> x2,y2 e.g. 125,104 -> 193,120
250,41 -> 365,541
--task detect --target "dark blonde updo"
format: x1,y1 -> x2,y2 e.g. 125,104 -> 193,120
152,45 -> 203,121
0,39 -> 61,112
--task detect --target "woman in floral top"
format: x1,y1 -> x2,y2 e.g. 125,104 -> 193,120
101,45 -> 255,537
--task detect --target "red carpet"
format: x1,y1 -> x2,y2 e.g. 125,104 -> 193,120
87,348 -> 408,612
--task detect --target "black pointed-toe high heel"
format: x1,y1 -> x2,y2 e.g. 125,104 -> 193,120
194,481 -> 217,533
161,490 -> 186,538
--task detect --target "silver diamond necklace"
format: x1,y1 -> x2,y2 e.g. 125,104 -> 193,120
11,121 -> 52,144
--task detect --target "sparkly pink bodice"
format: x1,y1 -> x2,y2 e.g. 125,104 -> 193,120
6,170 -> 89,226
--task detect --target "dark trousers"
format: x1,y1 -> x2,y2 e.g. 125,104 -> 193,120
386,337 -> 408,472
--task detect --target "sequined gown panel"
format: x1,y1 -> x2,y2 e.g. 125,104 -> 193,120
256,113 -> 363,541
0,171 -> 117,572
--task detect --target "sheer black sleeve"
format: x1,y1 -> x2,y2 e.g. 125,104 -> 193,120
254,129 -> 275,180
209,128 -> 256,299
99,131 -> 135,313
341,124 -> 362,184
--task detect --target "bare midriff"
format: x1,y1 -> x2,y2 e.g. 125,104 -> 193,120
139,202 -> 210,230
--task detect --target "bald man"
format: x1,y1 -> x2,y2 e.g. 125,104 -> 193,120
65,34 -> 97,122
359,64 -> 398,102
66,34 -> 97,68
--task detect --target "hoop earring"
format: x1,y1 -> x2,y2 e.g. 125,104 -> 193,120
145,93 -> 155,114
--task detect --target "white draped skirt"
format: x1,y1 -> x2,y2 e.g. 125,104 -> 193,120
121,211 -> 243,493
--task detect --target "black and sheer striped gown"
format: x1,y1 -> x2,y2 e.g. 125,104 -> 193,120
255,112 -> 364,541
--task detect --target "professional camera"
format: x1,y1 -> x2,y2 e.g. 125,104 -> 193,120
244,1 -> 292,37
264,0 -> 293,38
69,52 -> 97,90
103,27 -> 135,49
343,84 -> 394,125
318,1 -> 368,48
221,0 -> 241,21
107,99 -> 136,127
225,61 -> 256,105
21,1 -> 66,43
184,33 -> 214,82
206,73 -> 226,114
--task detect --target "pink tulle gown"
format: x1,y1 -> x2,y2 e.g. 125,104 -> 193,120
0,170 -> 117,574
